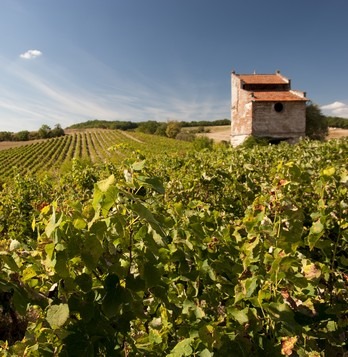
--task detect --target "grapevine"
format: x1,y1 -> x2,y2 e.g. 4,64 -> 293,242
0,135 -> 347,355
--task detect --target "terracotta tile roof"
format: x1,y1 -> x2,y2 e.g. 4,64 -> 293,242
251,91 -> 307,102
237,74 -> 288,84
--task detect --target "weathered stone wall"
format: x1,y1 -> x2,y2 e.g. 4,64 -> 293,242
231,75 -> 252,145
252,102 -> 306,138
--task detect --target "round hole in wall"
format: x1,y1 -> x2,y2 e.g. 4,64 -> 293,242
274,102 -> 284,112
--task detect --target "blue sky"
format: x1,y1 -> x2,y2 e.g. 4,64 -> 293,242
0,0 -> 348,132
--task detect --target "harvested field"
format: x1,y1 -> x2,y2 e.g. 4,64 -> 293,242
198,126 -> 348,142
327,128 -> 348,139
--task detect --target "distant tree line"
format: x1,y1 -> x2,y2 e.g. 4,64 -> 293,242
68,118 -> 231,131
68,120 -> 138,131
67,118 -> 231,140
0,124 -> 65,142
135,121 -> 182,139
134,120 -> 231,140
180,119 -> 231,127
326,116 -> 348,129
134,120 -> 217,147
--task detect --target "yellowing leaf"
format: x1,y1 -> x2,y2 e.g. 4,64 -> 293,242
149,329 -> 162,344
31,217 -> 36,232
323,167 -> 335,176
45,243 -> 55,261
73,218 -> 86,230
312,220 -> 324,234
281,336 -> 297,356
303,263 -> 321,280
340,172 -> 348,183
97,174 -> 115,192
9,239 -> 21,251
22,266 -> 37,281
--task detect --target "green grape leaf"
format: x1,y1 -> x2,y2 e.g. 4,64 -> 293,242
168,338 -> 194,357
1,254 -> 19,272
308,220 -> 324,250
97,174 -> 115,192
73,218 -> 86,230
200,349 -> 213,357
149,329 -> 162,344
131,203 -> 166,238
55,251 -> 70,278
45,207 -> 62,238
75,273 -> 93,293
131,160 -> 146,171
144,262 -> 161,288
138,176 -> 165,194
228,307 -> 249,325
46,303 -> 69,329
81,235 -> 103,270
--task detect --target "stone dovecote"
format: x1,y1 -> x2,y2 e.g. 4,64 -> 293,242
231,70 -> 307,146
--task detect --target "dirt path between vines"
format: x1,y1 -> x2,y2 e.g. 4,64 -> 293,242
118,131 -> 144,143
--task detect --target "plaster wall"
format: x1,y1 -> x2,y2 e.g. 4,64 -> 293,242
231,76 -> 252,137
252,102 -> 306,137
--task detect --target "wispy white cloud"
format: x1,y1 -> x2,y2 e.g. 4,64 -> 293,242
321,101 -> 348,118
19,49 -> 42,60
0,52 -> 229,132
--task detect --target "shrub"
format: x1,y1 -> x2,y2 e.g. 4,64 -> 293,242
240,135 -> 269,148
166,121 -> 182,138
193,136 -> 213,150
175,132 -> 195,142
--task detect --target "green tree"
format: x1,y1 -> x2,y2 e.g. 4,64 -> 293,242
154,122 -> 167,136
306,103 -> 328,140
326,116 -> 348,129
38,124 -> 51,139
51,124 -> 65,138
0,131 -> 13,141
13,130 -> 30,141
136,121 -> 159,134
165,121 -> 181,138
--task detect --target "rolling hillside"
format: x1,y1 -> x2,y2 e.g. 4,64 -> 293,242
0,129 -> 191,179
1,126 -> 347,180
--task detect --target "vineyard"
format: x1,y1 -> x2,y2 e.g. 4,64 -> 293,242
0,135 -> 347,356
0,129 -> 191,179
